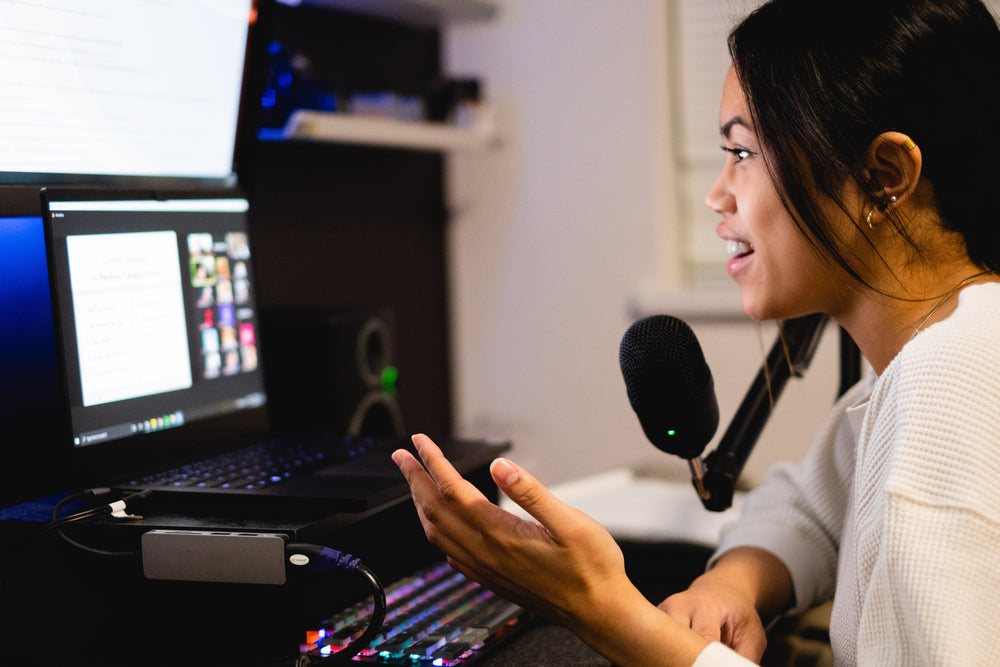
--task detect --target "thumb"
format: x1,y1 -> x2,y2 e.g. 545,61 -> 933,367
490,457 -> 575,537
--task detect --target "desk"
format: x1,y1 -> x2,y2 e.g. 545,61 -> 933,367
0,523 -> 707,666
484,623 -> 612,666
0,472 -> 722,666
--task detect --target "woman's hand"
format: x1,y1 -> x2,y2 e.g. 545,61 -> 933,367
392,434 -> 711,666
659,546 -> 791,663
391,433 -> 630,627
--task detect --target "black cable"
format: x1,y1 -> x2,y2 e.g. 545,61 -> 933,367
48,487 -> 111,523
346,563 -> 387,660
285,543 -> 387,664
43,488 -> 151,556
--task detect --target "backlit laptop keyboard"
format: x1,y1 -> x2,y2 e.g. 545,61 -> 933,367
124,433 -> 396,491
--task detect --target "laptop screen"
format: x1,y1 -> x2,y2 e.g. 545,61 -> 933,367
44,192 -> 268,462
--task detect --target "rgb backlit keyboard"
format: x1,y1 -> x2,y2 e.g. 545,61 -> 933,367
302,560 -> 530,665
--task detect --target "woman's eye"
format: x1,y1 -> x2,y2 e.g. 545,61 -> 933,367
721,146 -> 755,162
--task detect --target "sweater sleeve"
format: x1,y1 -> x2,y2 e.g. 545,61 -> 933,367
691,642 -> 759,666
709,375 -> 873,614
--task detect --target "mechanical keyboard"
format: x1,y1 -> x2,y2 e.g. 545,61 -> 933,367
302,560 -> 531,665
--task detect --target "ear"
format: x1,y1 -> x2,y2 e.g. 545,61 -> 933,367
863,131 -> 922,208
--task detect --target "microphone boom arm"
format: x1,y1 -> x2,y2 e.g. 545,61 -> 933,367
694,313 -> 829,511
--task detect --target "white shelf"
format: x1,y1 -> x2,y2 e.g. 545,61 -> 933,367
265,109 -> 498,152
299,0 -> 498,26
627,283 -> 748,322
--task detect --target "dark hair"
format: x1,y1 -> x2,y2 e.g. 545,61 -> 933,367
728,0 -> 1000,285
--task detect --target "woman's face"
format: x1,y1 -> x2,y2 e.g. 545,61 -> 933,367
707,67 -> 846,321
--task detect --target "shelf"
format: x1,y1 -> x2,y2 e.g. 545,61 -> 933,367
627,283 -> 748,322
297,0 -> 498,26
259,109 -> 498,152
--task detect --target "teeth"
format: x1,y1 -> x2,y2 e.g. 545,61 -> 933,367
727,240 -> 752,257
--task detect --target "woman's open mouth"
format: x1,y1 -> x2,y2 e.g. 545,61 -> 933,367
727,239 -> 753,258
726,239 -> 754,275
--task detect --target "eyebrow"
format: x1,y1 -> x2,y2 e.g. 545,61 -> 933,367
720,115 -> 751,139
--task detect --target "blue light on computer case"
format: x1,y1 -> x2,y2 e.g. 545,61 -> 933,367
0,216 -> 59,414
0,214 -> 64,504
261,88 -> 277,109
0,217 -> 51,328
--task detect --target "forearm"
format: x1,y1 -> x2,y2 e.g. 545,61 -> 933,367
568,582 -> 710,667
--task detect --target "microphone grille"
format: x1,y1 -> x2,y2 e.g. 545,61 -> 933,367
619,315 -> 718,458
619,315 -> 709,397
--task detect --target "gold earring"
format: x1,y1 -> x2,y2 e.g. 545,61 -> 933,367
867,195 -> 897,230
901,138 -> 917,151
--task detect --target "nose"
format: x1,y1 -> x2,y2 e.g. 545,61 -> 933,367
704,166 -> 733,216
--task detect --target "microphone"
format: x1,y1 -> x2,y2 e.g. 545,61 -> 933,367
619,315 -> 720,460
620,312 -> 829,511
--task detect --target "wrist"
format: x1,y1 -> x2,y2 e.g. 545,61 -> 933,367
570,581 -> 709,666
708,546 -> 794,617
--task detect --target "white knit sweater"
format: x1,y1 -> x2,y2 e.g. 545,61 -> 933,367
699,283 -> 1000,666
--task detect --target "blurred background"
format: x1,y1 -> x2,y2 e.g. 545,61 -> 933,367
443,0 -> 846,491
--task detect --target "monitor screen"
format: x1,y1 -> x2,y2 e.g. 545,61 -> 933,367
0,0 -> 255,187
44,194 -> 267,451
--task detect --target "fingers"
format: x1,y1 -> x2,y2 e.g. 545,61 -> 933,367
392,434 -> 497,547
392,447 -> 478,564
659,594 -> 723,644
394,435 -> 473,505
409,433 -> 471,495
488,456 -> 588,544
406,434 -> 497,519
658,593 -> 766,662
401,433 -> 599,549
732,624 -> 767,663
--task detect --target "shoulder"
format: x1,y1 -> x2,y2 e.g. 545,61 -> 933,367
890,282 -> 1000,392
870,283 -> 1000,513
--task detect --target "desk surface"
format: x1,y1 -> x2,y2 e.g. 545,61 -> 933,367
484,622 -> 612,666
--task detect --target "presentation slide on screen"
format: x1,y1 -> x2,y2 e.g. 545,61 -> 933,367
66,231 -> 193,407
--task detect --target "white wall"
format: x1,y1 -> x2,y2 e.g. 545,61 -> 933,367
442,0 -> 845,490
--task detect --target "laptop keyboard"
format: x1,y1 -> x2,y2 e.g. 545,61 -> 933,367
123,433 -> 400,491
303,560 -> 529,665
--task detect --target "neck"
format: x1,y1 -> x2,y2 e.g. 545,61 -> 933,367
836,267 -> 996,375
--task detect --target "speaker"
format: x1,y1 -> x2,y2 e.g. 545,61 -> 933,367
259,306 -> 405,438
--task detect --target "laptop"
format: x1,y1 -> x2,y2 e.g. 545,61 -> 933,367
40,188 -> 507,514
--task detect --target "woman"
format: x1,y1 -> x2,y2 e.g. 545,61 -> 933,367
393,0 -> 1000,664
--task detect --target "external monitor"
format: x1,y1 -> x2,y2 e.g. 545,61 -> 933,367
0,0 -> 256,187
